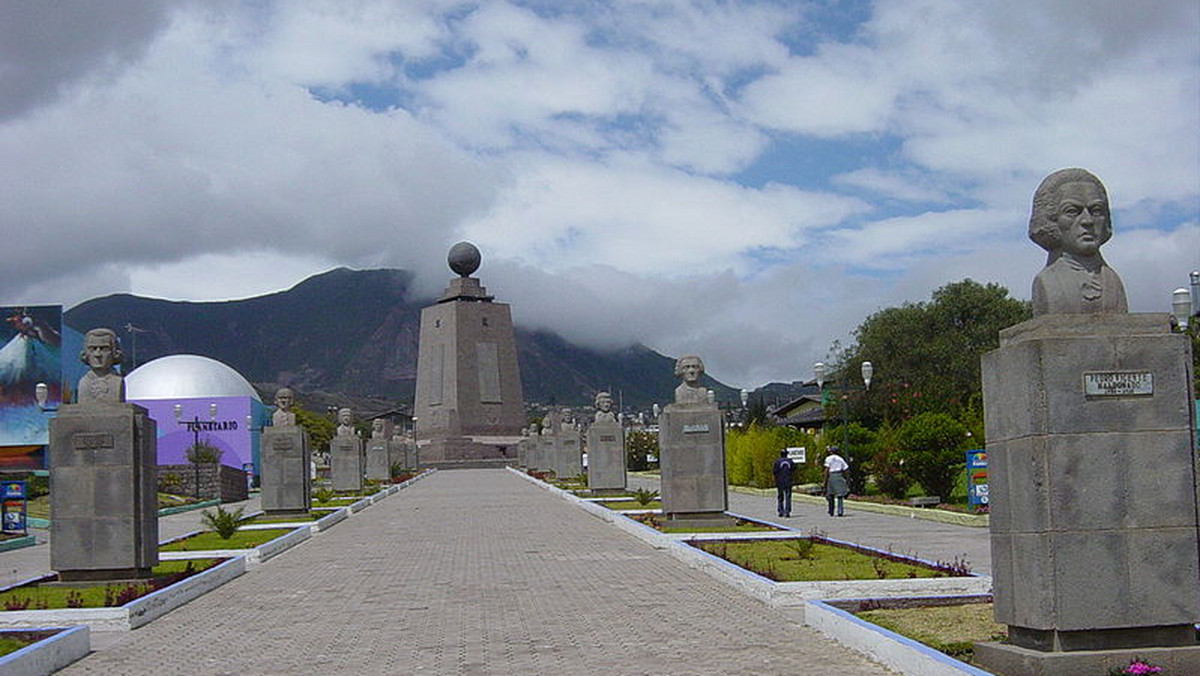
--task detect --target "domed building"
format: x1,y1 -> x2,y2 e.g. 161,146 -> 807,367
126,355 -> 269,488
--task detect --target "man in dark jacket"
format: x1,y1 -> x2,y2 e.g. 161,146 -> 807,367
772,449 -> 796,517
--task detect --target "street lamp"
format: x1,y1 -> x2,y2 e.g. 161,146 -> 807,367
814,360 -> 875,451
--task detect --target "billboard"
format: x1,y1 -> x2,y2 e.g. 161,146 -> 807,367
0,306 -> 63,452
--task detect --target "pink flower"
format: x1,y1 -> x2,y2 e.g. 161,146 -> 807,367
1124,661 -> 1162,675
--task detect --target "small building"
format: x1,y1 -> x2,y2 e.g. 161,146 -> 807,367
769,394 -> 825,434
125,355 -> 269,481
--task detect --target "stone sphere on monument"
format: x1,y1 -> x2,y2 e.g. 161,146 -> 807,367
448,241 -> 482,277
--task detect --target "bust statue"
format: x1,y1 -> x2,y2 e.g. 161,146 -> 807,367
77,328 -> 125,405
1028,168 -> 1128,316
272,388 -> 297,426
336,408 -> 355,437
593,391 -> 617,423
673,355 -> 709,405
370,418 -> 387,440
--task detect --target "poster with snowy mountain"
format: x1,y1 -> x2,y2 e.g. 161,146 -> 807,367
0,306 -> 63,447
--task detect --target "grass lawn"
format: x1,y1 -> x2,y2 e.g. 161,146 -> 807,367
245,513 -> 318,524
628,513 -> 779,533
600,500 -> 661,510
0,559 -> 223,610
0,631 -> 57,657
693,538 -> 970,581
159,529 -> 294,551
856,602 -> 1006,663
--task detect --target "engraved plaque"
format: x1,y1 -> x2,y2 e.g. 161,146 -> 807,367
477,341 -> 502,403
273,436 -> 295,450
683,424 -> 710,434
600,435 -> 616,442
1084,371 -> 1153,397
72,433 -> 114,450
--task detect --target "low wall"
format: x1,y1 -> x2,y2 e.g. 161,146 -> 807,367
158,464 -> 248,503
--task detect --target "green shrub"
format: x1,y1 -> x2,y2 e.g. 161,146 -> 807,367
186,440 -> 223,464
200,505 -> 245,539
631,487 -> 659,506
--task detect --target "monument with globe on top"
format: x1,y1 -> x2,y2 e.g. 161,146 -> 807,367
413,242 -> 526,468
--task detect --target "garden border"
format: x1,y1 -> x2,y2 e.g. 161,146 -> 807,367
159,526 -> 311,564
805,596 -> 994,676
0,556 -> 246,632
0,625 -> 90,676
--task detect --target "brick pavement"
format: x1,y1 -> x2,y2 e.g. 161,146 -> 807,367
54,470 -> 896,675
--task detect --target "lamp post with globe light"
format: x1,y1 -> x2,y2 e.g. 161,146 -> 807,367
814,360 -> 874,452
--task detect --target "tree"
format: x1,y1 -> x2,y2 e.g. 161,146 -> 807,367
896,412 -> 968,499
745,395 -> 771,428
822,422 -> 875,495
626,430 -> 658,471
295,407 -> 335,453
842,279 -> 1030,423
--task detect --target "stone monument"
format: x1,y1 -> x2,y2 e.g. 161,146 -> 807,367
365,418 -> 392,481
330,407 -> 364,491
413,242 -> 526,468
975,169 -> 1200,676
260,387 -> 312,516
49,328 -> 158,580
538,415 -> 560,475
657,355 -> 730,529
550,410 -> 583,479
586,391 -> 626,493
389,428 -> 415,472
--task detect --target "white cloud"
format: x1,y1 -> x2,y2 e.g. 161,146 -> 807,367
0,0 -> 1196,391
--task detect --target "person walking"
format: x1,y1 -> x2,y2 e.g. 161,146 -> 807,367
772,449 -> 796,517
823,446 -> 850,516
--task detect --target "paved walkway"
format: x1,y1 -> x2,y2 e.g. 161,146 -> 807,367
629,475 -> 992,575
34,470 -> 899,675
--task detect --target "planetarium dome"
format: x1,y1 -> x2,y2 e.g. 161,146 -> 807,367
125,354 -> 261,401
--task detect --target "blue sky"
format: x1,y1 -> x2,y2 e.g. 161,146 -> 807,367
1,0 -> 1197,388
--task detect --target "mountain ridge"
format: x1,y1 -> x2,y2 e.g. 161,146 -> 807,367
64,267 -> 737,410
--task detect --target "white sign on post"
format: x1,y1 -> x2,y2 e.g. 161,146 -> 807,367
785,446 -> 806,463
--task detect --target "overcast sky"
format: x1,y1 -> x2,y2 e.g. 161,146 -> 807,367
2,1 -> 1197,389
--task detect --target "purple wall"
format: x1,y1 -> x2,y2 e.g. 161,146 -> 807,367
133,396 -> 253,470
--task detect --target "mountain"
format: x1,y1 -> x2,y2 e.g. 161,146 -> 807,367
64,267 -> 737,410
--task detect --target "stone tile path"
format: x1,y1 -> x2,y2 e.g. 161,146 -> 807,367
47,470 -> 897,675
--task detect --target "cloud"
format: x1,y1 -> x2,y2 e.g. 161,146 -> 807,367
0,0 -> 1196,391
0,1 -> 174,120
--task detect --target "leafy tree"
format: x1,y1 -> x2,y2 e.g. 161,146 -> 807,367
745,395 -> 771,428
626,430 -> 658,471
841,279 -> 1030,423
821,422 -> 875,495
294,407 -> 335,452
870,422 -> 911,499
896,412 -> 968,499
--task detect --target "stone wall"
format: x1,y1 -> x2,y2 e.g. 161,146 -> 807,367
158,463 -> 248,503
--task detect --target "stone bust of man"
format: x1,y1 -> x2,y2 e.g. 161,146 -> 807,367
1028,168 -> 1128,316
673,355 -> 709,406
336,408 -> 355,437
370,418 -> 390,440
272,388 -> 297,427
77,328 -> 125,405
594,391 -> 617,423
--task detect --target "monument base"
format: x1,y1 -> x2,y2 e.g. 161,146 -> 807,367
330,436 -> 364,492
263,508 -> 311,519
418,436 -> 518,469
662,512 -> 735,530
658,405 -> 727,514
974,641 -> 1200,676
260,426 -> 311,514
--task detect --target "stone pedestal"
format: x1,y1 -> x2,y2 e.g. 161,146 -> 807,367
260,425 -> 311,516
49,403 -> 158,581
550,430 -> 582,479
413,272 -> 526,469
586,420 -> 626,492
365,438 -> 390,481
330,435 -> 364,492
658,404 -> 728,524
977,314 -> 1200,674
